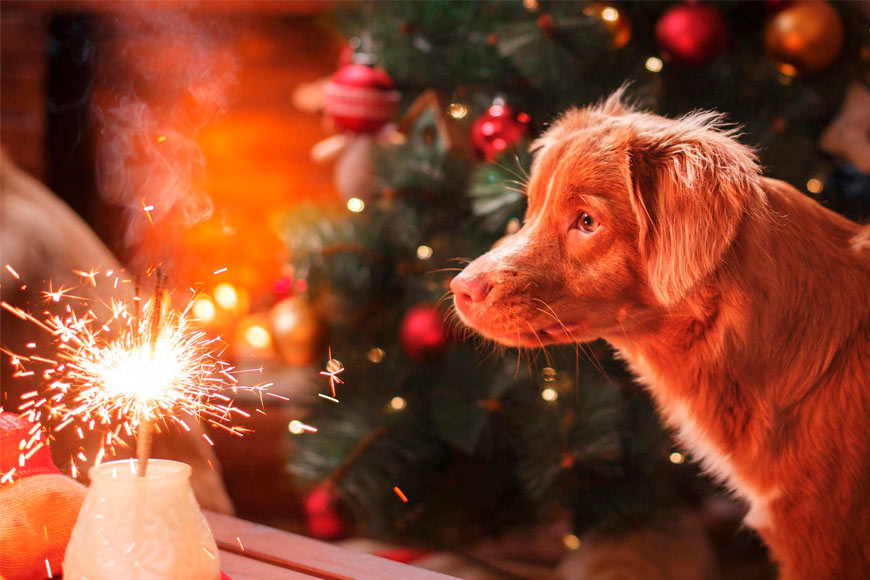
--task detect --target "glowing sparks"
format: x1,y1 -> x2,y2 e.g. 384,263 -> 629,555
141,200 -> 155,225
5,264 -> 20,279
393,486 -> 408,503
319,350 -> 345,398
213,267 -> 228,275
156,135 -> 168,144
3,270 -> 263,470
236,536 -> 245,551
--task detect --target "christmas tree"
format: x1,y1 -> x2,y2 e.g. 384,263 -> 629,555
283,0 -> 869,550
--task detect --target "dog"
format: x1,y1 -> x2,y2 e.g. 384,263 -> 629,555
451,91 -> 870,579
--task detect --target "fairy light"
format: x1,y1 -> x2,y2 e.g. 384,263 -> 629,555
347,198 -> 365,213
601,6 -> 619,22
669,451 -> 686,464
288,420 -> 304,434
367,348 -> 385,363
645,57 -> 664,73
389,396 -> 407,411
192,296 -> 216,323
416,245 -> 433,260
563,534 -> 581,550
244,324 -> 271,349
806,178 -> 824,194
2,270 -> 262,475
213,283 -> 239,310
447,102 -> 468,119
541,388 -> 558,402
522,0 -> 539,11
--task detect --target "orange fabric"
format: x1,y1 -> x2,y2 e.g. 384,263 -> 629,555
0,413 -> 86,580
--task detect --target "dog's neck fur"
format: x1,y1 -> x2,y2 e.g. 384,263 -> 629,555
607,177 -> 870,510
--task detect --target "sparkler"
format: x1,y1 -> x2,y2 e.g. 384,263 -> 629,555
2,268 -> 264,479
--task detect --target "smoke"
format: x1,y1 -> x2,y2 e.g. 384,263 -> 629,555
93,7 -> 236,274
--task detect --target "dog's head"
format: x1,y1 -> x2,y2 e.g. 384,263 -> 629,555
451,90 -> 762,347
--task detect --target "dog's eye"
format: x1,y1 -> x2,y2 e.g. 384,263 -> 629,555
577,212 -> 599,233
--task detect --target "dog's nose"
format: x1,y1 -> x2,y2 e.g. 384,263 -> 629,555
451,273 -> 491,307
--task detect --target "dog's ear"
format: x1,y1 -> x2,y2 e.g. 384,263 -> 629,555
627,113 -> 761,306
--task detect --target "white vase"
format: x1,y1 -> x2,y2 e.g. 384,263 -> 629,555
64,459 -> 221,580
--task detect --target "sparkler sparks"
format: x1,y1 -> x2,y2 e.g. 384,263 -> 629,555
319,349 -> 345,398
2,269 -> 263,478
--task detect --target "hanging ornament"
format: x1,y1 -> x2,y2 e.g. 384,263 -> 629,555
763,0 -> 794,13
399,304 -> 450,363
471,103 -> 531,161
303,483 -> 347,541
269,295 -> 327,366
324,64 -> 400,134
583,3 -> 632,49
655,3 -> 728,67
764,0 -> 843,75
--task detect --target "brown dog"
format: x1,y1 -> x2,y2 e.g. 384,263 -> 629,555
451,92 -> 870,579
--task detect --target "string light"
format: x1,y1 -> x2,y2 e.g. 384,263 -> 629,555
447,102 -> 468,119
563,534 -> 581,550
213,283 -> 239,310
367,348 -> 385,363
244,324 -> 271,349
669,451 -> 686,464
192,296 -> 216,323
541,388 -> 558,402
522,0 -> 539,11
645,57 -> 664,73
347,198 -> 365,213
806,178 -> 824,194
390,396 -> 407,411
601,7 -> 619,22
416,245 -> 433,260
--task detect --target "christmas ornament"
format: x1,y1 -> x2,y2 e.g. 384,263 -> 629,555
324,64 -> 400,134
764,0 -> 843,75
471,103 -> 531,161
820,83 -> 870,173
269,295 -> 327,366
399,304 -> 449,362
303,483 -> 347,541
310,63 -> 401,200
655,3 -> 728,67
583,3 -> 632,49
1,413 -> 86,580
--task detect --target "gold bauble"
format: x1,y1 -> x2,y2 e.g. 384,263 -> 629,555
269,296 -> 326,366
764,0 -> 843,74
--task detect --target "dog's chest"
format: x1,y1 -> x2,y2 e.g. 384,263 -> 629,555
622,350 -> 777,530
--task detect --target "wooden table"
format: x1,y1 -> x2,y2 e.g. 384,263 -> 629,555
205,511 -> 457,580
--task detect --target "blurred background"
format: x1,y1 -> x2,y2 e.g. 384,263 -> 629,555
1,1 -> 868,579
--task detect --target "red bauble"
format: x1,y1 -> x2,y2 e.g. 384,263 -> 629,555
471,104 -> 531,161
399,304 -> 449,362
655,3 -> 728,67
324,64 -> 400,134
303,484 -> 347,541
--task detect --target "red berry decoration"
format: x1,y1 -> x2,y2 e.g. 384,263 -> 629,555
324,64 -> 400,134
303,483 -> 347,541
655,3 -> 728,67
471,104 -> 531,161
399,304 -> 450,363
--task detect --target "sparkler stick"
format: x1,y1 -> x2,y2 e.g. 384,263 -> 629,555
2,268 -> 263,479
137,271 -> 166,477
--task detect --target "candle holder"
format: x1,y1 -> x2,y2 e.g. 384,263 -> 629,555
64,459 -> 220,580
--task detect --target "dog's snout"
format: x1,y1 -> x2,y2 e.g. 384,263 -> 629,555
451,273 -> 491,308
